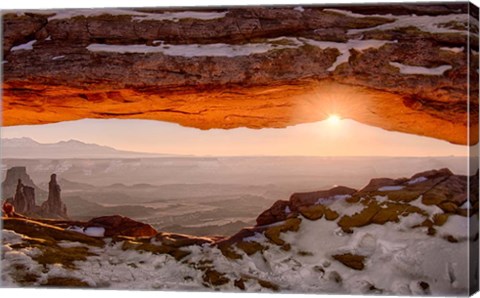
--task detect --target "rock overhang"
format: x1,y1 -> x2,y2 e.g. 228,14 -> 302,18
2,3 -> 479,145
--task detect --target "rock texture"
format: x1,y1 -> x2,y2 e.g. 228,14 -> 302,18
41,174 -> 67,218
2,4 -> 478,145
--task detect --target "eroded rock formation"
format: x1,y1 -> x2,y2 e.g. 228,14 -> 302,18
1,167 -> 68,219
1,166 -> 46,201
41,174 -> 67,218
2,3 -> 478,145
12,179 -> 36,214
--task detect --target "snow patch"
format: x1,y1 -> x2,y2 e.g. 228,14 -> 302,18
2,229 -> 25,245
10,40 -> 37,51
460,200 -> 472,209
293,6 -> 305,12
409,196 -> 444,216
440,46 -> 464,53
2,209 -> 471,294
315,194 -> 352,205
300,38 -> 394,71
132,11 -> 228,22
375,195 -> 390,203
285,206 -> 292,214
327,9 -> 472,35
438,215 -> 469,239
328,198 -> 365,217
378,185 -> 405,191
243,232 -> 267,243
57,241 -> 88,248
48,8 -> 228,22
67,226 -> 105,237
389,62 -> 452,75
323,8 -> 395,18
87,37 -> 302,57
86,37 -> 392,67
407,176 -> 428,185
52,55 -> 65,60
333,194 -> 352,200
396,212 -> 428,230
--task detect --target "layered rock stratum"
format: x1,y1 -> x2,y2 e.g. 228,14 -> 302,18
2,168 -> 478,294
2,3 -> 479,144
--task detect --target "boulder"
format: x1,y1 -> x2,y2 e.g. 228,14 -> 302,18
422,174 -> 468,206
332,253 -> 366,270
298,205 -> 325,220
86,215 -> 157,237
2,201 -> 15,217
360,178 -> 400,192
289,186 -> 357,211
256,200 -> 291,226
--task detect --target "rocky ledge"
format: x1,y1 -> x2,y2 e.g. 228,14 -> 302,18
2,3 -> 479,144
1,168 -> 478,294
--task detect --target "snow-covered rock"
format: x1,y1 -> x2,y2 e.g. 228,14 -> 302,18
1,168 -> 477,294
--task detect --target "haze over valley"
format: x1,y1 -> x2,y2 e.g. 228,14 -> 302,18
1,138 -> 468,236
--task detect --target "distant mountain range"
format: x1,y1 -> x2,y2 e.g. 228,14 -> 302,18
1,137 -> 175,159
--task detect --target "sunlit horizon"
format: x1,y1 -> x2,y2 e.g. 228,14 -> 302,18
1,118 -> 468,157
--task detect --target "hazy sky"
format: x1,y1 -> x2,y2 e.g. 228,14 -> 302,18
1,117 -> 467,157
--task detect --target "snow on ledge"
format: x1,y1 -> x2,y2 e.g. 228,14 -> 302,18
86,38 -> 302,57
87,37 -> 393,70
326,9 -> 471,35
440,46 -> 464,53
10,40 -> 37,51
301,38 -> 395,71
132,11 -> 228,22
407,176 -> 428,185
48,8 -> 228,22
323,8 -> 395,18
293,6 -> 305,12
378,185 -> 405,191
389,62 -> 452,75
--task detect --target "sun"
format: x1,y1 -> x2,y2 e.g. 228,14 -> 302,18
327,114 -> 341,124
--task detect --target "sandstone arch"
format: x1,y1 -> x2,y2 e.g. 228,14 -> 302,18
2,4 -> 478,145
